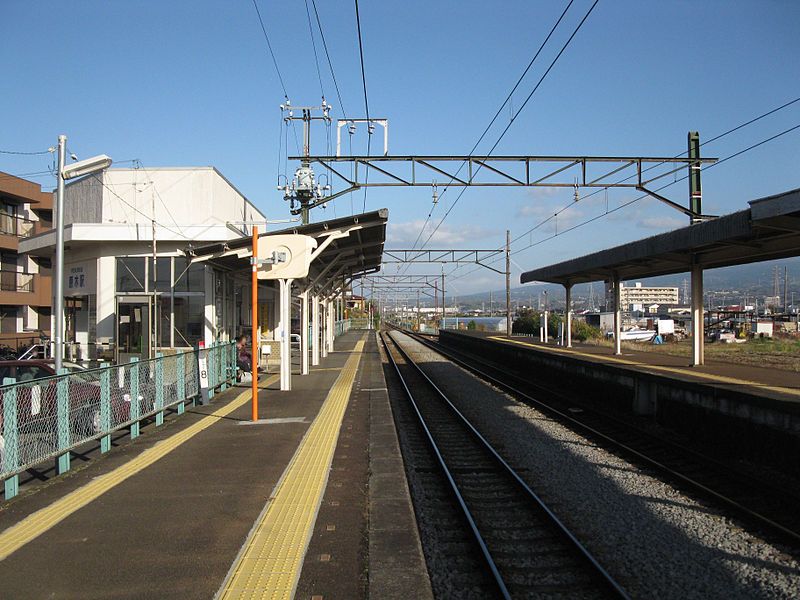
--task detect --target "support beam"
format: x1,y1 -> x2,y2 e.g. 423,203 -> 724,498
543,310 -> 549,343
312,295 -> 320,365
321,300 -> 328,358
327,299 -> 335,351
613,274 -> 622,355
565,284 -> 573,348
691,263 -> 704,366
279,279 -> 294,390
301,292 -> 309,375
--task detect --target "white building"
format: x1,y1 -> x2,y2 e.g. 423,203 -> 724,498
609,282 -> 679,312
19,167 -> 267,362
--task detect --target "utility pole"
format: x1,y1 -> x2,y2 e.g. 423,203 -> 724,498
506,229 -> 511,337
784,266 -> 789,314
417,289 -> 420,331
688,131 -> 702,224
279,101 -> 332,224
441,270 -> 446,329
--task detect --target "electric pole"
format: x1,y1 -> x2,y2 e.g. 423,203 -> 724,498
279,101 -> 332,224
506,229 -> 511,337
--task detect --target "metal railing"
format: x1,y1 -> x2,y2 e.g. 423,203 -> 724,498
0,213 -> 37,238
347,317 -> 372,330
0,341 -> 236,500
0,270 -> 34,293
334,319 -> 351,336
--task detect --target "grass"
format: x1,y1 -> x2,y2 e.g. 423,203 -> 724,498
585,336 -> 800,372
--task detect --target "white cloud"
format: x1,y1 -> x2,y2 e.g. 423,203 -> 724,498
387,220 -> 498,247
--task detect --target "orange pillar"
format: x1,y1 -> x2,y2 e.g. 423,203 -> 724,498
251,226 -> 259,421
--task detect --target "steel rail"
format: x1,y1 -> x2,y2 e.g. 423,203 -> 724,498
403,328 -> 800,549
381,330 -> 629,598
380,331 -> 511,599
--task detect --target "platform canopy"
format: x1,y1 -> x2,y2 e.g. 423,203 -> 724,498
185,208 -> 388,293
521,188 -> 800,285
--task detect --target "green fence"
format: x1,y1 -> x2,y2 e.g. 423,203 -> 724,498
0,342 -> 236,501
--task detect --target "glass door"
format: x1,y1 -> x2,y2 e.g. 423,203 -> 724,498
116,295 -> 155,363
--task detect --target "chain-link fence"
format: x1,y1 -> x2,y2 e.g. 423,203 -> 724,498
1,342 -> 235,500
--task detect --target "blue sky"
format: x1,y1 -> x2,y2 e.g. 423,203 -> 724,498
2,0 -> 799,295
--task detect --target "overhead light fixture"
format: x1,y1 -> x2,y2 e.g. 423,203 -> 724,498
62,154 -> 113,180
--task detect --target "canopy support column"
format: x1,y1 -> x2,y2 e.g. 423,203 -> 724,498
279,278 -> 293,390
613,274 -> 622,355
565,283 -> 573,348
312,295 -> 320,365
301,291 -> 309,375
327,299 -> 335,352
321,299 -> 328,358
691,262 -> 704,366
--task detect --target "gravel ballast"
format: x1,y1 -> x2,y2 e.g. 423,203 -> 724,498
393,332 -> 800,599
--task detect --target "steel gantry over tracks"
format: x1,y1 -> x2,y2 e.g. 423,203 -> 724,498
291,153 -> 717,220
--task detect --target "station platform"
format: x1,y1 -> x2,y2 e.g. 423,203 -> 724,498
440,330 -> 800,474
487,334 -> 800,406
0,330 -> 430,599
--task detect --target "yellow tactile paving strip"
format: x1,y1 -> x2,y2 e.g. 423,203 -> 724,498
489,336 -> 800,399
217,338 -> 366,600
0,374 -> 278,561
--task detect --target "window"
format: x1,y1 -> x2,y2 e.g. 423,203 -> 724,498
173,258 -> 204,293
116,257 -> 146,292
155,257 -> 171,292
0,306 -> 18,334
173,295 -> 204,347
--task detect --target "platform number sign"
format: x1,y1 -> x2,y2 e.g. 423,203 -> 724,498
198,343 -> 210,405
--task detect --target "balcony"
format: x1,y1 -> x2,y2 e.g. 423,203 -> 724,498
0,213 -> 49,251
0,271 -> 51,307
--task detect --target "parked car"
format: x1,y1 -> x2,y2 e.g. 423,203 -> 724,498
0,360 -> 129,440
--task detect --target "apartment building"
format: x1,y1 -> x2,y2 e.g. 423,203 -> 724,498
605,281 -> 679,312
0,172 -> 52,350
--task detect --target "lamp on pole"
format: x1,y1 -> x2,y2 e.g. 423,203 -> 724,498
54,135 -> 112,370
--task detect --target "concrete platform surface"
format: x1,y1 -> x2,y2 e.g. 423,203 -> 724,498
0,330 -> 430,599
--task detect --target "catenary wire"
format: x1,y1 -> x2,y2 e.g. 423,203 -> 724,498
417,0 -> 600,256
250,0 -> 290,100
303,0 -> 326,100
511,95 -> 800,246
354,0 -> 372,213
447,122 -> 800,283
405,0 -> 577,256
311,0 -> 348,120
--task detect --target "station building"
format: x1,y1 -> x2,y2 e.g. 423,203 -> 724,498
18,167 -> 268,362
18,166 -> 387,389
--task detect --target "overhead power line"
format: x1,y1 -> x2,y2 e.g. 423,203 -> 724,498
418,0 -> 600,254
447,122 -> 800,283
250,0 -> 290,99
0,149 -> 51,156
354,0 -> 372,213
405,0 -> 577,256
511,95 -> 800,246
303,0 -> 325,100
311,0 -> 348,120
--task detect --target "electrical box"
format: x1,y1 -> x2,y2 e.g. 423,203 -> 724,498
257,234 -> 317,280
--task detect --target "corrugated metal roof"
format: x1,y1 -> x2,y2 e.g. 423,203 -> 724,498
521,188 -> 800,285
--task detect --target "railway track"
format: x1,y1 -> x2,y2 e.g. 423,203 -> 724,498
397,326 -> 800,551
380,330 -> 628,599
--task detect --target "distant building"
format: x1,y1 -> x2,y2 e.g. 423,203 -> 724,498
0,172 -> 53,351
606,281 -> 679,312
